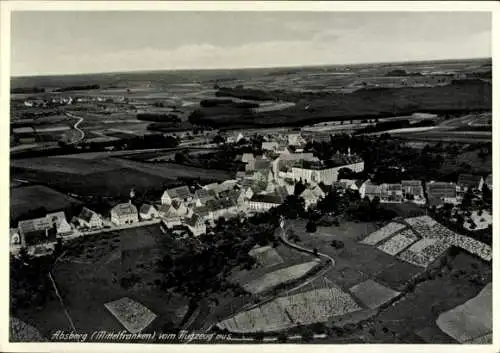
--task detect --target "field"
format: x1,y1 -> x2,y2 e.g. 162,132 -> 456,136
248,245 -> 284,268
11,155 -> 232,198
358,250 -> 492,343
436,282 -> 492,343
10,185 -> 82,223
288,219 -> 424,294
349,280 -> 400,310
241,260 -> 320,295
218,284 -> 362,333
50,224 -> 190,335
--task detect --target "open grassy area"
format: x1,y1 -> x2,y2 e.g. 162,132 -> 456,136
349,249 -> 492,343
10,185 -> 82,223
51,224 -> 190,335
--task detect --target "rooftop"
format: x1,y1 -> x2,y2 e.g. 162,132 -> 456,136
78,207 -> 98,223
112,203 -> 138,216
165,185 -> 191,200
250,193 -> 283,204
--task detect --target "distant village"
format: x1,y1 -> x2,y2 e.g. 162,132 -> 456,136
10,131 -> 493,257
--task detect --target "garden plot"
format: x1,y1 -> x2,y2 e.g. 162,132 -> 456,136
404,215 -> 455,238
397,238 -> 451,268
104,297 -> 157,334
217,285 -> 361,333
282,287 -> 361,324
349,279 -> 400,310
436,283 -> 492,344
377,229 -> 419,256
360,222 -> 406,246
447,234 -> 491,262
242,260 -> 319,294
248,245 -> 284,268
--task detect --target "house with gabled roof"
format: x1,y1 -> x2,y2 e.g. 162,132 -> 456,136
45,211 -> 73,236
139,204 -> 159,220
185,214 -> 207,236
261,141 -> 280,151
159,200 -> 190,219
246,193 -> 284,212
193,188 -> 217,207
75,207 -> 103,229
426,181 -> 459,206
401,180 -> 425,204
18,217 -> 57,255
379,183 -> 404,203
161,185 -> 192,205
110,202 -> 139,226
288,133 -> 306,147
457,174 -> 484,192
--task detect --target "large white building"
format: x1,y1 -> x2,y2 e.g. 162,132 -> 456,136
246,194 -> 283,212
291,161 -> 364,185
110,202 -> 139,226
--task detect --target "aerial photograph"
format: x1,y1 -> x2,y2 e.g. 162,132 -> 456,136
7,7 -> 494,346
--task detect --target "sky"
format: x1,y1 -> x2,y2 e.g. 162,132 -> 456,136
11,11 -> 492,76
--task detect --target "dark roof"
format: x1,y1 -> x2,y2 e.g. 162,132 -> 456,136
401,180 -> 422,187
139,204 -> 155,214
457,174 -> 483,187
185,214 -> 204,227
254,159 -> 272,171
427,182 -> 457,197
165,185 -> 192,199
250,194 -> 283,204
194,188 -> 213,201
78,207 -> 98,222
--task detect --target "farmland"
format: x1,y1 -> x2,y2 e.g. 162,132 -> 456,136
48,224 -> 190,336
11,155 -> 232,199
436,282 -> 492,343
10,185 -> 83,224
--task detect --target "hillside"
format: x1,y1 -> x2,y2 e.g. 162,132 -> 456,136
188,79 -> 491,128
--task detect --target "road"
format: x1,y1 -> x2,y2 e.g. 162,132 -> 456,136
197,219 -> 336,335
65,112 -> 85,144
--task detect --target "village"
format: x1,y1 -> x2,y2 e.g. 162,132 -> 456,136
9,130 -> 493,259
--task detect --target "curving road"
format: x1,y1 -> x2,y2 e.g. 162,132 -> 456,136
199,219 -> 336,334
65,112 -> 85,144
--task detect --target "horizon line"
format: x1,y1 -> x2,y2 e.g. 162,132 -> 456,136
11,56 -> 492,79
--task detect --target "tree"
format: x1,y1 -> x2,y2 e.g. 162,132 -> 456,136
306,220 -> 317,233
294,180 -> 306,196
482,184 -> 492,205
174,152 -> 186,164
212,135 -> 224,144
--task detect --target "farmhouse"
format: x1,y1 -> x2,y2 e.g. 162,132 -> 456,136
158,200 -> 191,219
401,180 -> 425,203
139,204 -> 159,220
359,181 -> 382,201
426,181 -> 459,206
457,174 -> 484,192
18,218 -> 57,254
246,194 -> 283,212
291,161 -> 364,185
110,202 -> 139,226
193,188 -> 217,206
379,184 -> 404,203
185,214 -> 207,236
261,141 -> 280,151
161,185 -> 192,205
338,179 -> 363,191
75,207 -> 103,229
246,156 -> 272,172
288,133 -> 306,147
45,211 -> 73,236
